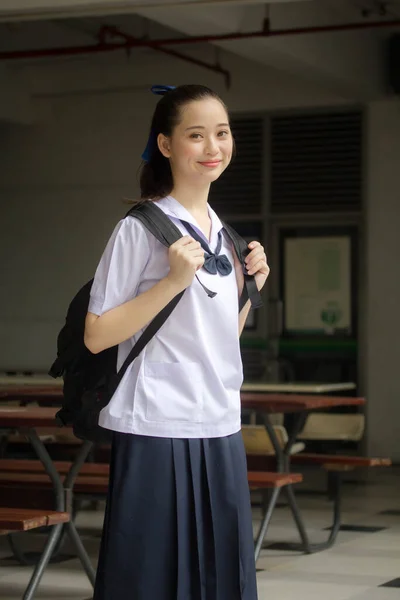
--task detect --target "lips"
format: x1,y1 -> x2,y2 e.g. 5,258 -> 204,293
199,160 -> 222,167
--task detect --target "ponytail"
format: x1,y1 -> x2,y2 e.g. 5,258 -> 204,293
139,146 -> 173,201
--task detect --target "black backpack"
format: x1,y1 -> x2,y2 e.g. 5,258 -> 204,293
49,202 -> 262,444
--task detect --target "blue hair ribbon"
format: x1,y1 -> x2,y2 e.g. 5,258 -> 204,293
150,84 -> 176,96
141,85 -> 176,161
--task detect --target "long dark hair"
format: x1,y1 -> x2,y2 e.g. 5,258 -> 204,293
139,85 -> 230,201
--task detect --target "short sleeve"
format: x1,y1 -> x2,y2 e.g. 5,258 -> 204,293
88,217 -> 151,316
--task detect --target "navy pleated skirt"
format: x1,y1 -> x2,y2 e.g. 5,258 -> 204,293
93,431 -> 258,600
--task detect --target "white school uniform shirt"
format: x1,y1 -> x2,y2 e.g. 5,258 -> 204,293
88,195 -> 243,438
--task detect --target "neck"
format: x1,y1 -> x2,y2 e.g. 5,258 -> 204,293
169,180 -> 211,219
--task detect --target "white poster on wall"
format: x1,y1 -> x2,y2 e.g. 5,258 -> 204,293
284,236 -> 351,334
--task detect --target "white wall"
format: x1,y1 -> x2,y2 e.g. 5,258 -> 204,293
364,99 -> 400,462
0,49 -> 343,371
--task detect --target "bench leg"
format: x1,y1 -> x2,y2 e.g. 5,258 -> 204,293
66,520 -> 96,587
22,522 -> 64,600
284,484 -> 312,553
272,472 -> 342,554
7,429 -> 74,567
254,487 -> 281,562
323,471 -> 342,547
262,413 -> 313,553
260,412 -> 346,554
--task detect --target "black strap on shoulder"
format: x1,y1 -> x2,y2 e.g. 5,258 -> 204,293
126,202 -> 183,247
113,290 -> 184,390
107,202 -> 187,389
128,201 -> 216,298
221,222 -> 263,312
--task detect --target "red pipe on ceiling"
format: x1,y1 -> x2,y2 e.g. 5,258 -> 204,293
98,25 -> 231,85
0,18 -> 399,61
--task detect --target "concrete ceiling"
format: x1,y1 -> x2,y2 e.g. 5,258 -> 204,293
0,0 -> 313,22
132,0 -> 400,99
1,0 -> 399,102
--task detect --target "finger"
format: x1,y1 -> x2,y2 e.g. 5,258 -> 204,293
245,245 -> 264,264
189,249 -> 206,258
185,242 -> 202,253
186,239 -> 202,250
246,248 -> 265,264
176,240 -> 202,254
248,259 -> 268,276
246,251 -> 267,271
195,257 -> 205,270
247,241 -> 262,252
185,241 -> 203,252
174,236 -> 198,247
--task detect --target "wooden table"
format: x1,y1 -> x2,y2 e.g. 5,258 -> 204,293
0,377 -> 357,401
0,377 -> 356,395
0,406 -> 95,599
1,375 -> 357,392
0,376 -> 62,387
240,392 -> 366,554
0,375 -> 62,404
0,385 -> 62,406
241,393 -> 365,413
0,406 -> 63,427
241,382 -> 357,394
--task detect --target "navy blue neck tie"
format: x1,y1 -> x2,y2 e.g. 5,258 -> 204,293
180,221 -> 232,276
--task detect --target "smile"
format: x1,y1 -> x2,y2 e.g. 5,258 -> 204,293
198,160 -> 222,168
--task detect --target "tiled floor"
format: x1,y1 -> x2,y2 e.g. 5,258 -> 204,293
0,467 -> 399,599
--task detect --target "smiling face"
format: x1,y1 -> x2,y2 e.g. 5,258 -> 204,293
157,97 -> 233,187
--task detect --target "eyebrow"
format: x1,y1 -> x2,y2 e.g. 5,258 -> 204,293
185,123 -> 230,131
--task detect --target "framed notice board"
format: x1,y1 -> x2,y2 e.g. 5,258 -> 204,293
280,226 -> 358,337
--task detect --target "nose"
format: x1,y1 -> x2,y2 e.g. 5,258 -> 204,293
205,136 -> 219,156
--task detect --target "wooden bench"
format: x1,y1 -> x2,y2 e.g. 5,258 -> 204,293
246,451 -> 391,551
0,459 -> 109,476
0,473 -> 110,513
0,459 -> 109,511
0,458 -> 304,487
246,452 -> 391,472
246,470 -> 303,561
290,452 -> 391,499
248,471 -> 302,489
0,458 -> 301,489
0,459 -> 302,562
289,453 -> 391,470
0,507 -> 71,600
0,507 -> 69,533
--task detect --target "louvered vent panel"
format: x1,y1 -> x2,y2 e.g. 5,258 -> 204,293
209,117 -> 263,217
271,111 -> 362,214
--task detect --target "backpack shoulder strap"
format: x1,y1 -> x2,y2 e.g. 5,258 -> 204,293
113,290 -> 184,390
126,202 -> 183,247
127,201 -> 216,299
222,222 -> 263,311
109,202 -> 186,388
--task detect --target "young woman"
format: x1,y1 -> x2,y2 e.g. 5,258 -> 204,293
85,84 -> 270,600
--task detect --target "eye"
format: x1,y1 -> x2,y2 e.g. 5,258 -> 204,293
218,130 -> 230,138
190,133 -> 203,139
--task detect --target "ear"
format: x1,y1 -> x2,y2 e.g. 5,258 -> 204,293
157,133 -> 171,158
